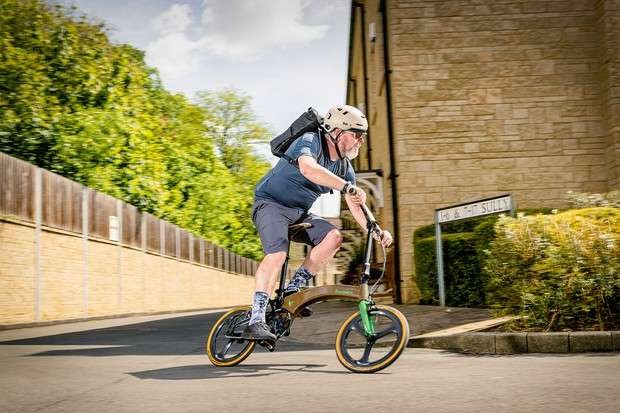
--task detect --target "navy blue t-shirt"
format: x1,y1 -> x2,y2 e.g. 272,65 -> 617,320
255,132 -> 356,210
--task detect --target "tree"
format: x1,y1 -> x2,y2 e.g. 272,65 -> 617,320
0,0 -> 271,260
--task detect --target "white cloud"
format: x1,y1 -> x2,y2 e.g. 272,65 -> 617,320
148,0 -> 329,65
145,32 -> 198,80
146,3 -> 200,80
146,0 -> 334,80
199,0 -> 328,59
151,3 -> 193,35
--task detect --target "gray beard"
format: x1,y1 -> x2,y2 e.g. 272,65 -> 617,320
344,147 -> 360,160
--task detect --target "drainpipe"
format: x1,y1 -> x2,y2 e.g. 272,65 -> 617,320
380,0 -> 402,304
352,2 -> 373,170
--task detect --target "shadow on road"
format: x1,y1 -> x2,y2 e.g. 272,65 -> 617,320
0,312 -> 330,357
128,363 -> 358,380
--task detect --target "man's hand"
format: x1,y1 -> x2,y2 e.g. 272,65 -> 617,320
345,185 -> 366,206
373,230 -> 393,247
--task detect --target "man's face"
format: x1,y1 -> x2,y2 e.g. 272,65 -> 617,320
338,130 -> 365,160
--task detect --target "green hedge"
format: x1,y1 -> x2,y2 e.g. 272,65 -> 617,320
413,208 -> 553,307
485,207 -> 619,331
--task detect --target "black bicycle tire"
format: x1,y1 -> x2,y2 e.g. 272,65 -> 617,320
335,305 -> 410,373
206,307 -> 256,367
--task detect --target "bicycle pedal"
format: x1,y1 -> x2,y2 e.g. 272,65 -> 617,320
258,340 -> 276,352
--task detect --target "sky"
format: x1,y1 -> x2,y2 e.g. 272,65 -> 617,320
52,0 -> 350,216
53,0 -> 352,135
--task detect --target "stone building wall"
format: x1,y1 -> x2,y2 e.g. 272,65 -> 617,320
347,0 -> 619,303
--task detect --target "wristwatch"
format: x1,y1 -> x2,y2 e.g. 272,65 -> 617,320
340,181 -> 352,194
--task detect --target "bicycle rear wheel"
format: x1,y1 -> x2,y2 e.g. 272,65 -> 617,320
206,307 -> 256,367
335,305 -> 410,373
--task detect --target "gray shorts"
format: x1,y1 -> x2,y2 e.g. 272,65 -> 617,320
252,199 -> 337,254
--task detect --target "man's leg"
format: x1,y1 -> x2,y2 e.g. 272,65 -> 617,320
285,228 -> 343,292
302,229 -> 343,274
245,200 -> 296,340
248,251 -> 286,326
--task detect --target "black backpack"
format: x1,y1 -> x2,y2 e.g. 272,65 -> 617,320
270,107 -> 350,181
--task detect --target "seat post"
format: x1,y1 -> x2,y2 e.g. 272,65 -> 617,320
277,240 -> 291,297
276,223 -> 311,302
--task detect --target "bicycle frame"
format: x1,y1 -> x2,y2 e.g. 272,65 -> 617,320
278,204 -> 382,337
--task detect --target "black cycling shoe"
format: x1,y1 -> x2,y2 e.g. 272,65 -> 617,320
242,321 -> 276,341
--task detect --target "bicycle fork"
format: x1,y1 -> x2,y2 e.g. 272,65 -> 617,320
358,283 -> 375,337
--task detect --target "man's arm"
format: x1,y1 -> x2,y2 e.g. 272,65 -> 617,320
344,196 -> 368,231
298,155 -> 348,191
344,187 -> 394,248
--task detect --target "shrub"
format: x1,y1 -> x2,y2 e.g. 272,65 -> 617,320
484,207 -> 619,331
415,232 -> 486,307
412,209 -> 551,307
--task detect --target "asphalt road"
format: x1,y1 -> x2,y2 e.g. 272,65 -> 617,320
0,307 -> 618,413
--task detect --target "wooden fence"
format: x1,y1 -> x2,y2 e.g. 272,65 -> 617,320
0,152 -> 259,276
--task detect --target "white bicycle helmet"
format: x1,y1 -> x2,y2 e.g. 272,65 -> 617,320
322,105 -> 368,133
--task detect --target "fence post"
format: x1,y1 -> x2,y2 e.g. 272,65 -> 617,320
175,227 -> 180,261
199,239 -> 205,265
160,221 -> 165,256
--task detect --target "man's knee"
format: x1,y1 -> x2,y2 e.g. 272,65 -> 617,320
325,229 -> 343,249
262,251 -> 287,268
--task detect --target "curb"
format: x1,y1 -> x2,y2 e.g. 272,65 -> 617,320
408,331 -> 620,354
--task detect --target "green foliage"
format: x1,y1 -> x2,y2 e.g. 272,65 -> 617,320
414,232 -> 487,307
484,208 -> 619,331
412,208 -> 554,307
0,0 -> 271,260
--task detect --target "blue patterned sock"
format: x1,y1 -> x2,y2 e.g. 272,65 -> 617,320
284,267 -> 315,292
249,291 -> 269,325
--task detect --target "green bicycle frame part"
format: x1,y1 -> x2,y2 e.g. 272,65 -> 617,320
358,299 -> 375,336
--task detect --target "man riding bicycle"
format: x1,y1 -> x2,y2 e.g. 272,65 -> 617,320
244,105 -> 394,341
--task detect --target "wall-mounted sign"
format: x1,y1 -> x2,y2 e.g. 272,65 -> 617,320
109,216 -> 119,242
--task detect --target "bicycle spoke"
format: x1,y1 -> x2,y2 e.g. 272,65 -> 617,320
375,328 -> 397,340
349,319 -> 365,336
217,339 -> 235,358
374,320 -> 398,339
359,341 -> 373,364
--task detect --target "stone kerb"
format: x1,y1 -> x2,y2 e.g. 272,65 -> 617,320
408,331 -> 618,354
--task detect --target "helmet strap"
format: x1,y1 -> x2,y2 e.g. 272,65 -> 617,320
329,130 -> 345,160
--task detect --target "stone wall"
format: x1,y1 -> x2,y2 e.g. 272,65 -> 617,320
597,0 -> 620,188
0,219 -> 255,327
347,0 -> 619,303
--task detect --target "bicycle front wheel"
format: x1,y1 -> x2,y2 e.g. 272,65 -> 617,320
335,305 -> 410,373
206,307 -> 256,367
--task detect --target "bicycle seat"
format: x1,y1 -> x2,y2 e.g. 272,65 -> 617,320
288,222 -> 312,238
